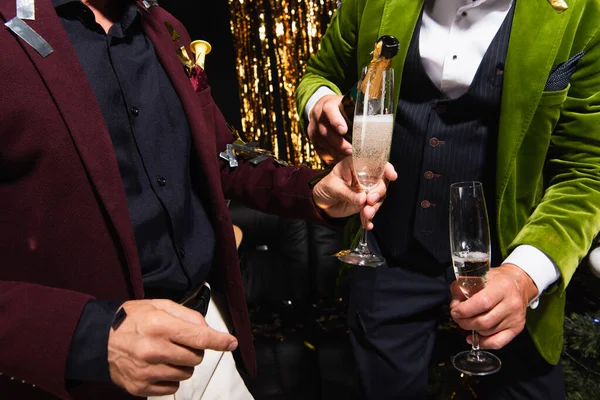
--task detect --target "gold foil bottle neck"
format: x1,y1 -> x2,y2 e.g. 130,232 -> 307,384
360,36 -> 398,99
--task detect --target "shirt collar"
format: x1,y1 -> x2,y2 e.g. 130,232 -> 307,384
52,0 -> 141,36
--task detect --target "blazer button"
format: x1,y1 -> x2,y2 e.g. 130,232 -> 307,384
424,171 -> 434,180
157,176 -> 167,186
421,200 -> 431,209
429,137 -> 440,147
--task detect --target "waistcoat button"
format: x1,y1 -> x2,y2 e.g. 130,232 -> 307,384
420,200 -> 431,209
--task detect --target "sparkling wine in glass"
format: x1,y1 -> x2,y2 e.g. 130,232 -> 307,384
338,66 -> 394,267
449,181 -> 502,375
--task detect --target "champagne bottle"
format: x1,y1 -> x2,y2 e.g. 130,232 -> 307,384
341,35 -> 399,141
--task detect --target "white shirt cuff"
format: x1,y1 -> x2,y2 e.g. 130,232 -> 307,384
502,244 -> 560,309
304,86 -> 337,121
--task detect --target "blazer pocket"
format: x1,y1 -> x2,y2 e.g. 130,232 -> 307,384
195,86 -> 214,109
544,52 -> 584,91
539,84 -> 569,107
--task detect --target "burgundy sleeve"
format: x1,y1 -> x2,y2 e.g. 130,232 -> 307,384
204,102 -> 326,222
0,281 -> 94,400
171,17 -> 335,224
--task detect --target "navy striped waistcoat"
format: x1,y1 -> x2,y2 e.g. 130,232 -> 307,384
373,6 -> 515,265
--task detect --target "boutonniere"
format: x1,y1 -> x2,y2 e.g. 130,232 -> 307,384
189,40 -> 211,92
164,21 -> 211,92
548,0 -> 568,13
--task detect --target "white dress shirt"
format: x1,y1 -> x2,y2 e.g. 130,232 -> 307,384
305,0 -> 560,306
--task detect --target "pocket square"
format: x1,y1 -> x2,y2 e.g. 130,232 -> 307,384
544,52 -> 584,91
190,64 -> 209,92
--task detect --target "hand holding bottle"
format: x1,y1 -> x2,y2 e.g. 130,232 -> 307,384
306,94 -> 352,165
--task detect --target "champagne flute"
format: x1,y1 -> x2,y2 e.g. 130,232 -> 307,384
449,181 -> 502,375
338,66 -> 394,267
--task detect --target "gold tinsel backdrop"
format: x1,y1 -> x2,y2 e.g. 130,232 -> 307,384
228,0 -> 339,167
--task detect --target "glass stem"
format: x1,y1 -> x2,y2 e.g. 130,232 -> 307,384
357,227 -> 370,254
471,330 -> 481,360
356,189 -> 370,255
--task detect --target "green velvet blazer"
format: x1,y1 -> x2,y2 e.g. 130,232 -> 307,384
297,0 -> 600,365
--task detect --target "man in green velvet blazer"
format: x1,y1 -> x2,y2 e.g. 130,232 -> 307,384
297,0 -> 600,398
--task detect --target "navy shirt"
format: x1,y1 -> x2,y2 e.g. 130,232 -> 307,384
55,0 -> 216,381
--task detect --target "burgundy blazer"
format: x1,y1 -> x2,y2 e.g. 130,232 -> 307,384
0,1 -> 324,399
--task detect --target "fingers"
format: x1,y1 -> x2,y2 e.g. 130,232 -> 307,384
144,364 -> 196,383
127,381 -> 181,397
451,286 -> 503,320
136,303 -> 237,353
169,324 -> 238,353
109,300 -> 238,398
116,364 -> 191,397
472,328 -> 523,351
322,99 -> 348,135
365,162 -> 395,207
308,95 -> 352,163
357,162 -> 397,230
133,337 -> 205,367
449,281 -> 467,309
382,162 -> 398,182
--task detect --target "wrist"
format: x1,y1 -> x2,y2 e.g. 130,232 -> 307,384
500,263 -> 538,303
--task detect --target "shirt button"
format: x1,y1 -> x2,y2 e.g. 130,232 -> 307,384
421,200 -> 431,209
429,137 -> 440,147
424,171 -> 434,180
157,176 -> 167,186
131,107 -> 140,117
436,104 -> 447,114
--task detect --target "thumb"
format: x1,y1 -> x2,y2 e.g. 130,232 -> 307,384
175,325 -> 238,352
188,327 -> 238,351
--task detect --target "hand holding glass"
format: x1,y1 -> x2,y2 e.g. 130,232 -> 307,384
449,181 -> 502,375
338,67 -> 394,267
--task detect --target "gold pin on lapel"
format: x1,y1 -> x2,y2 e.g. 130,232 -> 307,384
164,20 -> 180,41
548,0 -> 568,13
176,46 -> 194,76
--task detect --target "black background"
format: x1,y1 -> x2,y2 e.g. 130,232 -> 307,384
160,0 -> 243,130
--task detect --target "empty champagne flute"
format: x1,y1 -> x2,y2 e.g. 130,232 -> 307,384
449,181 -> 502,375
338,66 -> 394,267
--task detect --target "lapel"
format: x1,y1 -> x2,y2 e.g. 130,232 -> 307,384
496,0 -> 574,202
0,0 -> 143,297
140,5 -> 222,209
375,0 -> 425,110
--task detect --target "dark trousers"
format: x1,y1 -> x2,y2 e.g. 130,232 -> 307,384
347,238 -> 565,399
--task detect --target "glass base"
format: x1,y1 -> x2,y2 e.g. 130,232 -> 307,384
338,251 -> 386,267
452,350 -> 502,376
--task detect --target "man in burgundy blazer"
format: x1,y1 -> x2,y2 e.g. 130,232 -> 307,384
0,0 -> 395,399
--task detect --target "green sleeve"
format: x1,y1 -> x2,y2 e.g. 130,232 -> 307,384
296,0 -> 362,130
508,28 -> 600,294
